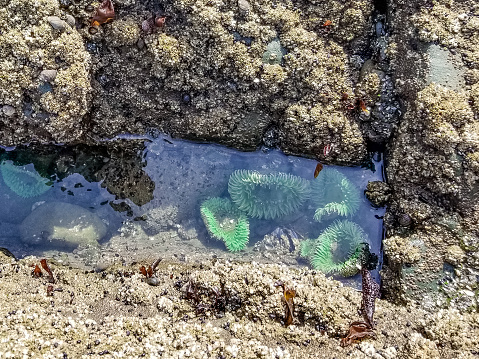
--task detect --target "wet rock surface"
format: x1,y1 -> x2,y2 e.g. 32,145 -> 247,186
0,0 -> 382,164
365,181 -> 391,207
382,0 -> 479,314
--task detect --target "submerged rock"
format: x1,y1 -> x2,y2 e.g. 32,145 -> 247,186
20,202 -> 107,246
365,181 -> 391,207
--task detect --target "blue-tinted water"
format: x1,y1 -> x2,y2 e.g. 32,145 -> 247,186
0,135 -> 384,284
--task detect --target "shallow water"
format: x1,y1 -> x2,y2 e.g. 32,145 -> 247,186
0,135 -> 385,283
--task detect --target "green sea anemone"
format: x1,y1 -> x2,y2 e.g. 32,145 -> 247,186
228,170 -> 310,219
301,220 -> 368,277
200,197 -> 250,252
310,168 -> 360,222
1,161 -> 51,198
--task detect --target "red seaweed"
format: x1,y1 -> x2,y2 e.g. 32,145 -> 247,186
40,259 -> 55,283
314,163 -> 323,178
32,264 -> 42,278
91,0 -> 115,27
275,281 -> 296,327
341,321 -> 376,347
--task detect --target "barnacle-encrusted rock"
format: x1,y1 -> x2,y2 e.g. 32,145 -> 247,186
260,64 -> 287,94
310,168 -> 360,222
0,0 -> 91,144
282,104 -> 367,164
228,170 -> 310,220
301,220 -> 368,277
106,18 -> 141,47
147,33 -> 184,69
200,197 -> 250,252
365,181 -> 391,207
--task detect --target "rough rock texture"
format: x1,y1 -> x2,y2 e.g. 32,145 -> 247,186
0,0 -> 92,142
382,0 -> 479,313
0,0 -> 394,165
0,253 -> 477,358
365,181 -> 391,207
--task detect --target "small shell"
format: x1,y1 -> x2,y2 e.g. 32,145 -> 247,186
238,0 -> 250,14
65,14 -> 76,27
142,18 -> 155,33
398,213 -> 412,227
182,93 -> 191,104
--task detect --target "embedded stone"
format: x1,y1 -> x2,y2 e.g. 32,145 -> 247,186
65,14 -> 76,27
39,69 -> 58,82
47,16 -> 67,31
2,105 -> 15,117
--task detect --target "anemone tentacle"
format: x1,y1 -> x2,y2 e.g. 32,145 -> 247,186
310,168 -> 360,222
1,161 -> 51,198
200,197 -> 250,252
300,220 -> 368,277
228,170 -> 310,219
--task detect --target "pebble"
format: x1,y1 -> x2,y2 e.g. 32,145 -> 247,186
2,105 -> 15,116
463,290 -> 475,297
39,69 -> 58,82
182,93 -> 191,104
47,16 -> 67,31
238,0 -> 250,14
146,277 -> 160,286
65,15 -> 76,27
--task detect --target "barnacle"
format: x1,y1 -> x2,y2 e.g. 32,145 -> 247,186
310,168 -> 360,222
228,170 -> 310,219
0,161 -> 51,198
200,197 -> 250,252
301,220 -> 368,277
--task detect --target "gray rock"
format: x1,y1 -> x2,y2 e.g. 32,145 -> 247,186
39,69 -> 57,82
262,39 -> 286,65
20,202 -> 107,246
65,14 -> 76,27
426,44 -> 465,91
238,0 -> 250,14
47,16 -> 67,31
2,105 -> 15,117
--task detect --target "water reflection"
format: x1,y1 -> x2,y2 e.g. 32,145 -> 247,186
0,135 -> 385,284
